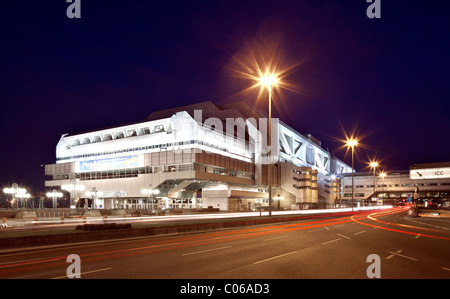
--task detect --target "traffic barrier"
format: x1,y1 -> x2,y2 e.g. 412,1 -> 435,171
1,217 -> 7,228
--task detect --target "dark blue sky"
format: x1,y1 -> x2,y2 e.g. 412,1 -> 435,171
1,0 -> 449,192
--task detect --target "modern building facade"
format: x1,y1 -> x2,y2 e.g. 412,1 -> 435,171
45,101 -> 352,211
341,162 -> 450,207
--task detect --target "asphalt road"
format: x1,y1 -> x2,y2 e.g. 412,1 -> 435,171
1,206 -> 449,280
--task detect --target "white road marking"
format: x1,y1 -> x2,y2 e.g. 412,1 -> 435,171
52,267 -> 112,279
182,246 -> 232,256
337,234 -> 351,240
386,250 -> 418,261
253,251 -> 298,265
263,235 -> 288,242
321,238 -> 342,245
353,230 -> 366,235
307,228 -> 324,233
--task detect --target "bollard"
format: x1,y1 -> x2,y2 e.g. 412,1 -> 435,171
82,215 -> 86,223
1,217 -> 7,228
60,216 -> 64,224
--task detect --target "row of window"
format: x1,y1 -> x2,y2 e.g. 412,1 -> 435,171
293,184 -> 318,190
68,124 -> 171,147
58,138 -> 249,162
58,140 -> 197,162
293,177 -> 316,183
344,183 -> 450,189
51,162 -> 255,182
344,191 -> 449,198
54,164 -> 194,181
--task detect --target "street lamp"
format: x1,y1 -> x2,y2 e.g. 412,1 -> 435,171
259,72 -> 279,217
15,192 -> 31,209
86,187 -> 103,209
46,189 -> 63,209
3,183 -> 27,209
61,179 -> 85,209
379,171 -> 387,205
141,185 -> 160,213
369,161 -> 379,206
345,138 -> 358,211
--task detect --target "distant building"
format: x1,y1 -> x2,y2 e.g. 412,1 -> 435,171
341,161 -> 450,207
45,101 -> 352,211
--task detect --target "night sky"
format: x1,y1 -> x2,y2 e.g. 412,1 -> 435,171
1,0 -> 449,193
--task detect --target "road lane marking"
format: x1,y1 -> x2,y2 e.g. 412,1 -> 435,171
321,238 -> 341,245
441,267 -> 450,272
337,234 -> 351,240
182,246 -> 232,256
307,228 -> 324,233
51,267 -> 112,279
386,250 -> 418,261
386,250 -> 402,260
415,234 -> 421,239
263,235 -> 288,242
253,251 -> 298,265
353,230 -> 365,235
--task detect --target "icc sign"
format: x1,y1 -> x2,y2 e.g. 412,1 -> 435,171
410,167 -> 450,180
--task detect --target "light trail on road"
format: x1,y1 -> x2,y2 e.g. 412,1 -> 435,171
0,207 -> 394,276
2,206 -> 448,279
351,206 -> 450,241
9,206 -> 393,230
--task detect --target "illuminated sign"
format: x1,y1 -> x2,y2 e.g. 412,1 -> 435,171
77,155 -> 142,172
410,167 -> 450,180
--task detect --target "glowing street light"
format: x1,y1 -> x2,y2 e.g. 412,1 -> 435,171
3,183 -> 27,209
15,192 -> 31,209
369,160 -> 379,204
62,179 -> 85,208
378,171 -> 387,205
46,189 -> 63,209
259,72 -> 279,217
345,138 -> 358,211
86,187 -> 104,209
141,185 -> 160,212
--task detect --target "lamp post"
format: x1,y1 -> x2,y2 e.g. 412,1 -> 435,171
369,161 -> 379,206
345,138 -> 358,211
3,183 -> 27,209
62,179 -> 85,209
46,189 -> 63,209
86,187 -> 103,209
15,192 -> 31,209
141,185 -> 160,213
379,171 -> 386,205
260,73 -> 279,217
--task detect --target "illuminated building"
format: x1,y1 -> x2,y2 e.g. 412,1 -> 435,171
341,162 -> 450,207
45,101 -> 351,211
